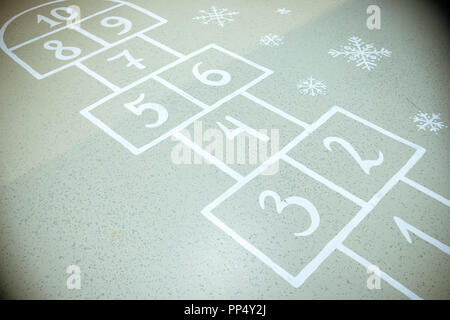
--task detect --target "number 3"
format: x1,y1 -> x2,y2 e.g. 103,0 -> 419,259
123,93 -> 168,128
259,190 -> 320,237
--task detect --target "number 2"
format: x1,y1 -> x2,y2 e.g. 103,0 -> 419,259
323,136 -> 384,175
259,190 -> 320,237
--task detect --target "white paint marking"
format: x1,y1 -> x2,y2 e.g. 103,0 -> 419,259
76,62 -> 120,92
202,208 -> 297,284
152,75 -> 210,110
80,108 -> 141,155
259,190 -> 320,237
173,132 -> 244,182
336,106 -> 425,151
282,154 -> 368,208
241,91 -> 310,129
152,43 -> 273,108
120,0 -> 168,23
9,3 -> 123,51
73,26 -> 110,46
201,106 -> 427,288
337,244 -> 422,300
138,33 -> 185,58
217,116 -> 270,141
2,1 -> 167,79
401,176 -> 450,207
394,216 -> 450,255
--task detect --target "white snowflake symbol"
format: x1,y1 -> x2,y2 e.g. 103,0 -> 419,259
260,34 -> 284,47
328,36 -> 391,71
192,6 -> 239,27
297,77 -> 327,96
275,8 -> 291,15
411,111 -> 447,134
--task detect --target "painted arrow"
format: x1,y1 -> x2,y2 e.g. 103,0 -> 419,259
393,216 -> 450,255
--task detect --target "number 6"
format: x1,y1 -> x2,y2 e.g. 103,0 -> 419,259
192,62 -> 231,87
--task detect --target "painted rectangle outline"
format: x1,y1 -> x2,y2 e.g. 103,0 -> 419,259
170,90 -> 309,182
80,44 -> 274,155
6,1 -> 168,79
152,43 -> 274,109
201,105 -> 426,288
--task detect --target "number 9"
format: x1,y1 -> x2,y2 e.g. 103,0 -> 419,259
101,16 -> 132,35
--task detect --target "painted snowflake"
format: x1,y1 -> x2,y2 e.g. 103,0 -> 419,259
275,8 -> 291,15
297,77 -> 327,96
328,36 -> 391,71
192,6 -> 239,27
411,112 -> 447,134
260,34 -> 284,47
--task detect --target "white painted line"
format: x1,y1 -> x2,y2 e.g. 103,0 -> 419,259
38,24 -> 167,79
337,244 -> 422,300
4,51 -> 44,79
80,54 -> 191,115
9,3 -> 123,51
80,108 -> 141,155
201,106 -> 339,214
173,132 -> 244,182
81,101 -> 213,155
2,1 -> 168,79
151,43 -> 274,108
152,75 -> 210,110
200,105 -> 428,288
401,176 -> 450,207
135,107 -> 213,154
73,27 -> 110,47
137,33 -> 185,58
0,0 -> 67,79
202,129 -> 312,215
80,51 -> 236,155
75,62 -> 120,93
120,0 -> 168,24
282,154 -> 368,207
210,44 -> 273,75
241,91 -> 310,129
367,147 -> 425,208
305,106 -> 339,133
394,216 -> 450,255
336,107 -> 425,151
201,208 -> 297,285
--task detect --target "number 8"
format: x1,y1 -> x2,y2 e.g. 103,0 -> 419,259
192,62 -> 231,87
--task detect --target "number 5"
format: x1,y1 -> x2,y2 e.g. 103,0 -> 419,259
124,93 -> 168,128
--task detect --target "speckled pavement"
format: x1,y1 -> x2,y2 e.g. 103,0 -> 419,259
0,0 -> 448,299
